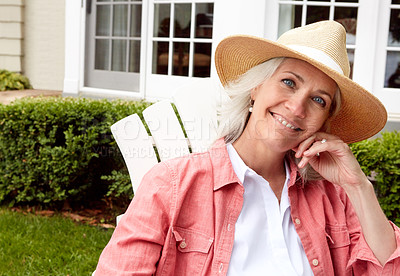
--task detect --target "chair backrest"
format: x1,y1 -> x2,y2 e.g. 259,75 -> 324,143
111,80 -> 221,193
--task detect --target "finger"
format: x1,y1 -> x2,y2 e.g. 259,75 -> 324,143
298,154 -> 317,168
303,139 -> 329,157
295,135 -> 317,158
295,133 -> 329,158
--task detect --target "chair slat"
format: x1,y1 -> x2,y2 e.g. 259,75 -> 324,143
173,81 -> 218,153
143,100 -> 190,161
111,114 -> 158,193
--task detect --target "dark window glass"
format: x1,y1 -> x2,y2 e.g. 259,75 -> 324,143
193,43 -> 211,77
173,42 -> 190,76
152,41 -> 169,75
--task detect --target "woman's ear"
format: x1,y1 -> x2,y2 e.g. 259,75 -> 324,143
251,84 -> 261,101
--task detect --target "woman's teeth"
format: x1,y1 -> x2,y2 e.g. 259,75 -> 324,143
277,116 -> 297,130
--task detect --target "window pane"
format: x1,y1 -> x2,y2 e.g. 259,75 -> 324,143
388,9 -> 400,46
95,39 -> 110,70
174,4 -> 191,38
347,48 -> 354,79
96,5 -> 111,36
130,4 -> 142,37
113,5 -> 128,36
278,4 -> 302,37
195,3 -> 213,38
112,40 -> 127,71
334,7 -> 358,45
393,0 -> 400,4
153,41 -> 169,75
173,42 -> 189,76
193,43 -> 211,77
385,51 -> 400,88
308,0 -> 329,1
129,40 -> 141,73
306,6 -> 329,24
154,4 -> 170,37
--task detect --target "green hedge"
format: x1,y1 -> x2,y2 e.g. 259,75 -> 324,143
0,69 -> 32,91
0,97 -> 149,208
350,131 -> 400,225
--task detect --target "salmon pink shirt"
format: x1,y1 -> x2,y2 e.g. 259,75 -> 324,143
95,139 -> 400,275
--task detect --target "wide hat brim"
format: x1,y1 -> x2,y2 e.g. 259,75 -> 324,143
215,35 -> 387,144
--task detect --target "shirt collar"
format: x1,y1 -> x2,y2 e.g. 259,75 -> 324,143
208,138 -> 242,191
226,143 -> 291,195
208,138 -> 300,191
226,143 -> 248,185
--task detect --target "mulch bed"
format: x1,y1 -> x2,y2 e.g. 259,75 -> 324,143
10,202 -> 127,229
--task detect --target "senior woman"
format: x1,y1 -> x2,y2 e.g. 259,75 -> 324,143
95,21 -> 400,275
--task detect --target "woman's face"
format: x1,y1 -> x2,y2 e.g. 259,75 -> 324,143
246,58 -> 338,152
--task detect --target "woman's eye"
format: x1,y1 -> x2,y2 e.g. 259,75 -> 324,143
282,79 -> 295,87
313,96 -> 326,107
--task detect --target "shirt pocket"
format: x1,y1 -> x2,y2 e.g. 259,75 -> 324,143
172,226 -> 214,274
325,224 -> 350,249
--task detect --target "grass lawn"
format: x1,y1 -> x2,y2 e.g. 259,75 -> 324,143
0,207 -> 114,275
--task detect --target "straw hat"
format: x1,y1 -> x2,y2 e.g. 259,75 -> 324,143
215,20 -> 387,144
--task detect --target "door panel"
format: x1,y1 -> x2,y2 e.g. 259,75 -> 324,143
85,0 -> 142,92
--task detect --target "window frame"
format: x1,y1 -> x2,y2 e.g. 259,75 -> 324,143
145,0 -> 216,100
373,0 -> 400,121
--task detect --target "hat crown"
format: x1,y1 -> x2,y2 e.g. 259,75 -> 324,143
277,21 -> 350,77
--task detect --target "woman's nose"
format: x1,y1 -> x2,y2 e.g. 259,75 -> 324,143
285,93 -> 307,119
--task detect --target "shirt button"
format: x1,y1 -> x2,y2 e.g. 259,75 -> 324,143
312,259 -> 319,266
295,218 -> 301,225
179,240 -> 187,249
227,224 -> 231,231
219,263 -> 223,273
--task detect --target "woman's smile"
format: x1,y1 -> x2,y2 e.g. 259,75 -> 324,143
270,111 -> 303,131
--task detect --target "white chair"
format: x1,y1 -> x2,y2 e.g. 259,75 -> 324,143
111,80 -> 221,224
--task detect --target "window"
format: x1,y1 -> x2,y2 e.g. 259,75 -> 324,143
278,0 -> 359,78
385,0 -> 400,88
151,1 -> 214,78
94,0 -> 142,73
85,0 -> 143,92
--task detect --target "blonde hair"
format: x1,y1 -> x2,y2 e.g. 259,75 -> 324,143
217,57 -> 342,183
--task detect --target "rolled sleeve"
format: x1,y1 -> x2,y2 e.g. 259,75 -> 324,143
95,162 -> 173,275
348,219 -> 400,275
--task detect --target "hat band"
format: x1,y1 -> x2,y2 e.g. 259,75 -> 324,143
286,45 -> 344,75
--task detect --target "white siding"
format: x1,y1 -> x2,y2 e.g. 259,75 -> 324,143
24,0 -> 65,90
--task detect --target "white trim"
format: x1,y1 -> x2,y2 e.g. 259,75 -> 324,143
80,87 -> 142,100
388,113 -> 400,122
352,0 -> 381,92
286,45 -> 344,74
63,0 -> 83,96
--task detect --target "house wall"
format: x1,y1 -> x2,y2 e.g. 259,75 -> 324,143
24,0 -> 65,90
0,0 -> 24,73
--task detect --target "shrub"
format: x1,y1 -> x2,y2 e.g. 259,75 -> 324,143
0,69 -> 32,91
0,97 -> 150,208
350,131 -> 400,225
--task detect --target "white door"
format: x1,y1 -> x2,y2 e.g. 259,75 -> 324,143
84,0 -> 144,92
